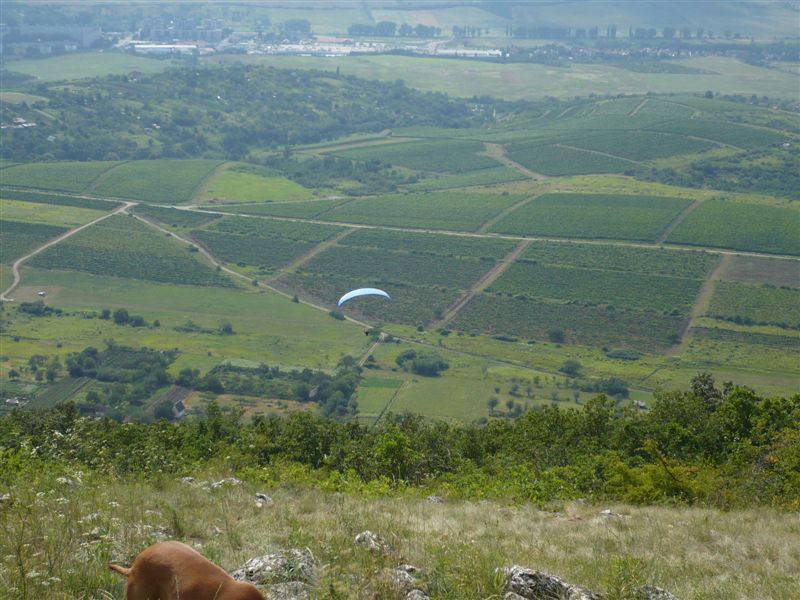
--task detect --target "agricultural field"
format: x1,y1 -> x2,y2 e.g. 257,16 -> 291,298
692,326 -> 800,351
452,293 -> 684,352
283,271 -> 459,326
634,99 -> 698,119
707,282 -> 800,330
504,143 -> 634,175
667,198 -> 800,256
0,189 -> 120,211
720,255 -> 800,288
0,199 -> 106,228
521,241 -> 720,279
300,245 -> 497,291
565,131 -> 716,161
0,161 -> 120,193
646,119 -> 788,149
489,261 -> 702,315
91,160 -> 223,203
133,204 -> 220,229
190,230 -> 316,274
201,163 -> 316,203
340,228 -> 517,259
403,166 -> 527,191
489,193 -> 691,241
323,191 -> 524,231
354,376 -> 404,422
208,215 -> 341,243
0,219 -> 68,263
330,139 -> 501,173
28,215 -> 233,287
209,199 -> 351,219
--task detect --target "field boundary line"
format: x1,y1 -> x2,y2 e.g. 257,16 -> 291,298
83,160 -> 130,194
310,136 -> 420,154
683,134 -> 743,151
432,238 -> 532,329
269,227 -> 356,282
668,253 -> 733,356
0,201 -> 134,301
656,199 -> 702,244
174,205 -> 800,263
485,142 -> 547,179
554,143 -> 643,165
131,211 -> 372,329
630,98 -> 648,116
477,192 -> 543,234
190,160 -> 233,204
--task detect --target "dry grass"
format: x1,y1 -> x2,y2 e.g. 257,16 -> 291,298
1,469 -> 798,599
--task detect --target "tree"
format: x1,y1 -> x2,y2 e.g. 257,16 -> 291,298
112,308 -> 130,325
560,360 -> 583,378
488,396 -> 499,412
8,369 -> 19,380
154,400 -> 173,421
548,329 -> 565,343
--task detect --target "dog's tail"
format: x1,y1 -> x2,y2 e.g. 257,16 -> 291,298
108,563 -> 131,577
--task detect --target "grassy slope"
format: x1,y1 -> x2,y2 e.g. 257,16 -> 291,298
1,469 -> 798,599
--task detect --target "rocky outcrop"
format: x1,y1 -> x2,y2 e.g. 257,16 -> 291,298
354,530 -> 390,553
231,548 -> 315,585
500,566 -> 602,600
638,585 -> 679,600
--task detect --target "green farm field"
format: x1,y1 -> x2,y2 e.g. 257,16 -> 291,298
0,219 -> 68,264
209,199 -> 351,219
91,160 -> 223,203
667,198 -> 800,256
1,161 -> 120,193
323,191 -> 524,231
29,215 -> 233,287
707,282 -> 800,330
489,193 -> 690,241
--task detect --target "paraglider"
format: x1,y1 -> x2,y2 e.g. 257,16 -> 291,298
337,287 -> 391,307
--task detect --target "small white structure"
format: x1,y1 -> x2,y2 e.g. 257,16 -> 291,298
37,291 -> 46,297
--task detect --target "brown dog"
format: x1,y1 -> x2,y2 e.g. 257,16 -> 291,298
109,540 -> 265,600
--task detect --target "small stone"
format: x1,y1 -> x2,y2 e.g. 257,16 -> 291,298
209,477 -> 243,490
638,585 -> 679,600
599,509 -> 625,519
499,566 -> 601,600
504,593 -> 527,600
265,581 -> 310,600
256,492 -> 273,503
179,476 -> 196,485
426,495 -> 443,504
354,530 -> 389,553
406,590 -> 429,600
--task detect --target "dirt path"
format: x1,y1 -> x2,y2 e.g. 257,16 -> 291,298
554,144 -> 643,165
630,98 -> 649,116
431,239 -> 531,329
372,380 -> 410,426
0,201 -> 134,301
477,193 -> 542,234
656,200 -> 701,244
83,161 -> 130,194
668,253 -> 733,356
359,332 -> 385,367
269,227 -> 355,282
484,142 -> 547,179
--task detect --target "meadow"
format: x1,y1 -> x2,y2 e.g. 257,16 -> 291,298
28,215 -> 233,287
489,193 -> 691,241
323,191 -> 524,231
5,267 -> 368,374
201,164 -> 316,203
0,189 -> 120,211
91,160 -> 223,203
403,166 -> 527,191
2,52 -> 176,81
667,198 -> 800,255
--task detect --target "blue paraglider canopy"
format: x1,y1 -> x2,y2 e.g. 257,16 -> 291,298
337,288 -> 391,307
